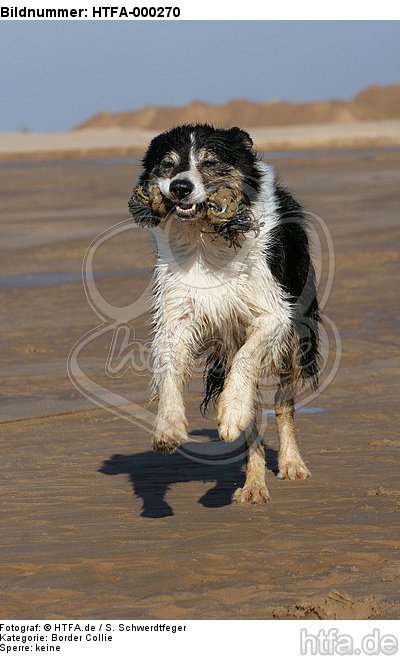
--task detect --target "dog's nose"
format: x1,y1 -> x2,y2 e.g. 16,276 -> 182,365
169,178 -> 194,200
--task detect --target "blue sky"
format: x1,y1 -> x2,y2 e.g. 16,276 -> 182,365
1,21 -> 399,132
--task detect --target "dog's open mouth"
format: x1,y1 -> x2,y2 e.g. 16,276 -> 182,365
175,202 -> 198,219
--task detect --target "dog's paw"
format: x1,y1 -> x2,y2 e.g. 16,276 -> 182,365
217,411 -> 242,442
278,455 -> 311,480
217,384 -> 254,442
233,485 -> 270,504
153,415 -> 188,454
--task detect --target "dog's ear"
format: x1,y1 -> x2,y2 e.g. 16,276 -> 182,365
225,127 -> 254,150
141,130 -> 170,172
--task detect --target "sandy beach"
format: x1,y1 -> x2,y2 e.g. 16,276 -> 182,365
0,148 -> 399,619
1,120 -> 400,161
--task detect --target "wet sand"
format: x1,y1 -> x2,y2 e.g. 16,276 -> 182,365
0,150 -> 399,619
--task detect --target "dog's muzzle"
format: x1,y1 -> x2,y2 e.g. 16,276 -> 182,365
169,178 -> 194,199
169,178 -> 199,219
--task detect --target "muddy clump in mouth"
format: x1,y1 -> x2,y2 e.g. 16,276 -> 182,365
129,183 -> 262,247
128,183 -> 174,227
205,186 -> 262,248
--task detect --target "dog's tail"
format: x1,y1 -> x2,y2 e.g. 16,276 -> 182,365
201,350 -> 226,415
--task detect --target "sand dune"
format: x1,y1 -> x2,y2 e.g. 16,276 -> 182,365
2,84 -> 400,161
76,84 -> 400,131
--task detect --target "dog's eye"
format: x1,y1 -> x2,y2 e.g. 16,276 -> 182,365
162,159 -> 174,168
202,159 -> 218,168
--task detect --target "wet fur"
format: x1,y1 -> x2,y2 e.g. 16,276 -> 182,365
132,123 -> 320,503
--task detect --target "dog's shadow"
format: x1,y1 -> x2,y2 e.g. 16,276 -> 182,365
99,429 -> 278,518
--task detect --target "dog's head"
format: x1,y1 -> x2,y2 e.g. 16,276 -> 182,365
138,124 -> 262,221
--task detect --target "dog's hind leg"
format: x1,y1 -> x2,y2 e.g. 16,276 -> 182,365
275,383 -> 311,480
233,420 -> 269,504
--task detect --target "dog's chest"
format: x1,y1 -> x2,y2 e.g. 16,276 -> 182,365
157,238 -> 284,330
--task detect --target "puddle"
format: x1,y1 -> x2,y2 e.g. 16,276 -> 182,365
263,406 -> 326,416
0,269 -> 144,289
1,146 -> 400,171
342,309 -> 399,338
0,156 -> 141,170
263,146 -> 400,160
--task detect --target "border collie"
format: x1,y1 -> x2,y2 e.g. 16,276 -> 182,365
131,124 -> 320,504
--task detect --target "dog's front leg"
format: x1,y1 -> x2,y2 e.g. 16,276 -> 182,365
217,314 -> 290,442
151,319 -> 195,454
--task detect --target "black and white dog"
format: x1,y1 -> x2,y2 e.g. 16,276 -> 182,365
133,124 -> 320,504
